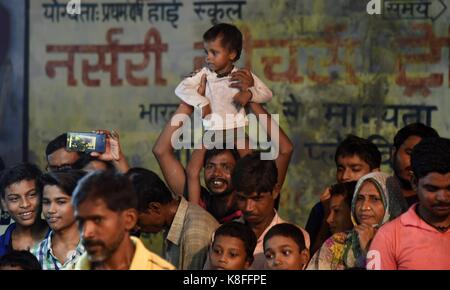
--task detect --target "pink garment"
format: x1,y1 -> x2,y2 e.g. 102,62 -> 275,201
249,210 -> 310,270
367,204 -> 450,270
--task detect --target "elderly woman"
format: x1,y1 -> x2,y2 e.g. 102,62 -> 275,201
306,172 -> 408,270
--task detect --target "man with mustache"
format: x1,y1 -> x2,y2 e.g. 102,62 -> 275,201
153,99 -> 241,223
66,171 -> 174,270
45,133 -> 82,172
185,147 -> 242,223
46,131 -> 129,173
367,137 -> 450,270
391,123 -> 439,207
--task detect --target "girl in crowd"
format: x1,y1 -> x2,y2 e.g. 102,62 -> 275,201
31,170 -> 86,269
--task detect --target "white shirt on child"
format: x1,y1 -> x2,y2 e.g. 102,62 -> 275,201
175,67 -> 272,130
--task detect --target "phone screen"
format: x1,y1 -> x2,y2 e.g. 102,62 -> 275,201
66,132 -> 106,153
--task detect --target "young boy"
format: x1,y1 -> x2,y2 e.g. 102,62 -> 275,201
263,223 -> 310,270
326,181 -> 356,234
0,163 -> 49,257
175,23 -> 272,131
208,222 -> 256,270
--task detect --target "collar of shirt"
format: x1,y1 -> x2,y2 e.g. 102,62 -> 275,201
45,231 -> 84,263
70,237 -> 174,270
235,209 -> 283,241
128,237 -> 159,270
166,197 -> 189,246
401,203 -> 447,233
219,210 -> 243,223
257,210 -> 284,244
204,66 -> 239,81
199,188 -> 242,223
33,230 -> 84,270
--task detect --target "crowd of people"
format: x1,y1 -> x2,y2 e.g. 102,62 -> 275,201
0,23 -> 448,270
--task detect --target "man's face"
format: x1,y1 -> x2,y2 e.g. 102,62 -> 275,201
1,180 -> 40,227
336,154 -> 373,183
235,191 -> 275,225
47,148 -> 80,171
204,152 -> 236,195
42,185 -> 76,232
326,195 -> 353,234
393,135 -> 422,186
75,198 -> 132,263
414,172 -> 450,219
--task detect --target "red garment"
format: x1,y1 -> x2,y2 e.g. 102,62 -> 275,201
199,194 -> 242,223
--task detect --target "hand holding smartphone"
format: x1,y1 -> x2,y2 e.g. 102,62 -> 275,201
66,132 -> 106,153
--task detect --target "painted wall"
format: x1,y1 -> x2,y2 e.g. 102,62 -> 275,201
0,0 -> 26,230
2,0 -> 449,228
0,0 -> 26,167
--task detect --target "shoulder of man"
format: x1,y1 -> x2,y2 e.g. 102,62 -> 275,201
145,249 -> 176,270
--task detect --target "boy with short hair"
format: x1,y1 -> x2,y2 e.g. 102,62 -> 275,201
207,221 -> 256,270
326,181 -> 357,234
0,163 -> 49,257
263,223 -> 310,270
175,23 -> 272,131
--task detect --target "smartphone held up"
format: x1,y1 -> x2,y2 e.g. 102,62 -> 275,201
66,132 -> 106,153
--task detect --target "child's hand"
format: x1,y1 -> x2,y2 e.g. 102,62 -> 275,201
233,90 -> 253,107
197,74 -> 207,96
230,69 -> 254,91
195,74 -> 211,118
